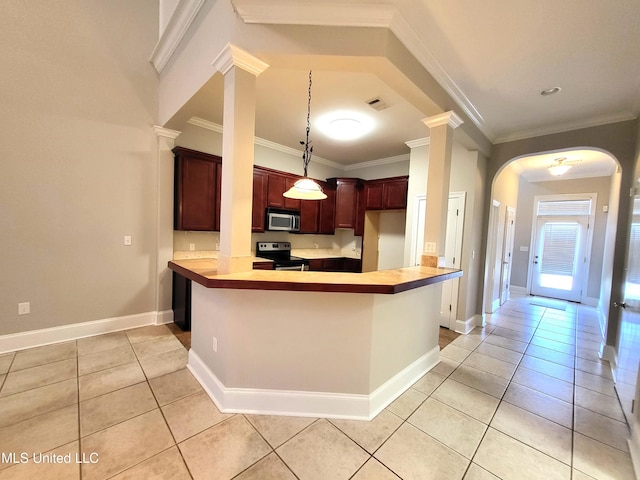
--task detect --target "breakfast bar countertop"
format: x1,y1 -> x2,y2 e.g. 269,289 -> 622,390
169,258 -> 462,295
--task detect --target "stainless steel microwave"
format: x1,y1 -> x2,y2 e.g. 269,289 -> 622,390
266,208 -> 300,232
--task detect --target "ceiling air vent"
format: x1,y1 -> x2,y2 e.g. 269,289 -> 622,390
365,97 -> 389,111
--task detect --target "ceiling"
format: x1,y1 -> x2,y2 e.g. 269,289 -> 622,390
172,0 -> 639,179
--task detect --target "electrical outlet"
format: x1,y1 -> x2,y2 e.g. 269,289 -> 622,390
189,243 -> 195,251
424,242 -> 436,253
18,302 -> 30,315
215,243 -> 220,250
124,235 -> 132,246
212,337 -> 218,352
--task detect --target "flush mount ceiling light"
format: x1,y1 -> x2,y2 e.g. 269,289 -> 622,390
283,70 -> 327,201
548,157 -> 573,176
540,87 -> 562,96
317,110 -> 374,141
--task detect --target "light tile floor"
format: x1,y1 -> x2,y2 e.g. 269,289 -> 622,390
0,295 -> 636,479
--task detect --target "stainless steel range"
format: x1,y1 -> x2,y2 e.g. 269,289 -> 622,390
256,242 -> 309,271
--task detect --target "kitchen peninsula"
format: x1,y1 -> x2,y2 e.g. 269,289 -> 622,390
169,258 -> 461,419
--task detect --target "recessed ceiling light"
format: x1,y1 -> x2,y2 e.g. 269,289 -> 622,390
317,111 -> 374,141
540,87 -> 562,96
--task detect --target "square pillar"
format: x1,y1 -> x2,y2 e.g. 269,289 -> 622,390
212,44 -> 269,274
422,111 -> 463,267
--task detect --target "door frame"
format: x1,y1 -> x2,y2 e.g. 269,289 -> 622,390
526,193 -> 597,302
484,200 -> 502,313
500,206 -> 516,305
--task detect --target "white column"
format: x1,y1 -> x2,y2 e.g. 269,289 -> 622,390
212,44 -> 269,274
153,125 -> 181,323
421,111 -> 463,267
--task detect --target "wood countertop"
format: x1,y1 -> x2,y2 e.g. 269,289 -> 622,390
169,258 -> 462,295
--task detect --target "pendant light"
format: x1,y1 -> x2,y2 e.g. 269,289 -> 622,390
283,70 -> 327,200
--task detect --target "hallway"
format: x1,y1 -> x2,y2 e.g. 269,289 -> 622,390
0,295 -> 635,479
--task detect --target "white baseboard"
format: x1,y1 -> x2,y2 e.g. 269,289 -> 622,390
188,346 -> 440,420
629,419 -> 640,480
454,315 -> 479,335
600,343 -> 618,381
0,311 -> 168,354
156,309 -> 174,325
509,285 -> 527,295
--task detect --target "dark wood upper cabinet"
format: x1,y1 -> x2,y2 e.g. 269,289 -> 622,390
284,177 -> 302,211
173,147 -> 222,231
364,181 -> 384,210
267,173 -> 286,208
318,182 -> 336,234
329,178 -> 363,229
299,199 -> 320,234
252,169 -> 269,232
364,176 -> 408,210
383,176 -> 409,209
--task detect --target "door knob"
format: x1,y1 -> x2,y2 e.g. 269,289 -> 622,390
614,301 -> 627,309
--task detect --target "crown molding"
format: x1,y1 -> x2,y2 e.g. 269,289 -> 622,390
343,154 -> 410,171
231,0 -> 494,142
212,43 -> 270,76
405,137 -> 430,149
231,0 -> 396,27
150,0 -> 206,73
494,112 -> 639,144
423,111 -> 464,130
187,117 -> 344,170
153,126 -> 182,139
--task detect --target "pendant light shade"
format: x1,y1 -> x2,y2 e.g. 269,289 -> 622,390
283,70 -> 326,201
284,177 -> 327,200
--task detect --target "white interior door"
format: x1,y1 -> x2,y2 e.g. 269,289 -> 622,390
439,193 -> 465,328
500,207 -> 516,305
530,217 -> 587,302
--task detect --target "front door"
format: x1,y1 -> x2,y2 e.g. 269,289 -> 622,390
530,217 -> 587,302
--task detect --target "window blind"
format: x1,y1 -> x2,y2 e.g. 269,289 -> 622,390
537,199 -> 592,216
541,222 -> 579,276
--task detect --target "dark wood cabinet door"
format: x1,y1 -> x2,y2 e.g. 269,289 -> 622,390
267,173 -> 286,208
322,258 -> 344,272
284,177 -> 301,211
318,182 -> 336,234
343,258 -> 362,273
299,199 -> 320,233
173,147 -> 221,231
365,182 -> 384,210
384,177 -> 408,209
332,178 -> 359,229
252,169 -> 269,232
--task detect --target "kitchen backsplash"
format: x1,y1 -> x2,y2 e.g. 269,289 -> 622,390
173,230 -> 362,258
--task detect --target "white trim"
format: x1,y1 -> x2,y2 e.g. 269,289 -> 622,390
230,0 -> 493,141
231,0 -> 396,28
422,111 -> 464,130
188,346 -> 439,420
454,315 -> 479,335
343,154 -> 410,171
629,422 -> 640,480
156,309 -> 175,325
509,285 -> 528,295
153,125 -> 182,139
150,0 -> 206,73
405,137 -> 430,149
0,311 -> 162,354
600,342 -> 617,363
211,43 -> 269,77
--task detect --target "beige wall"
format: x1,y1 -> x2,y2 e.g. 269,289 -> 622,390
487,164 -> 520,308
510,176 -> 612,300
0,1 -> 159,336
488,120 -> 639,347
